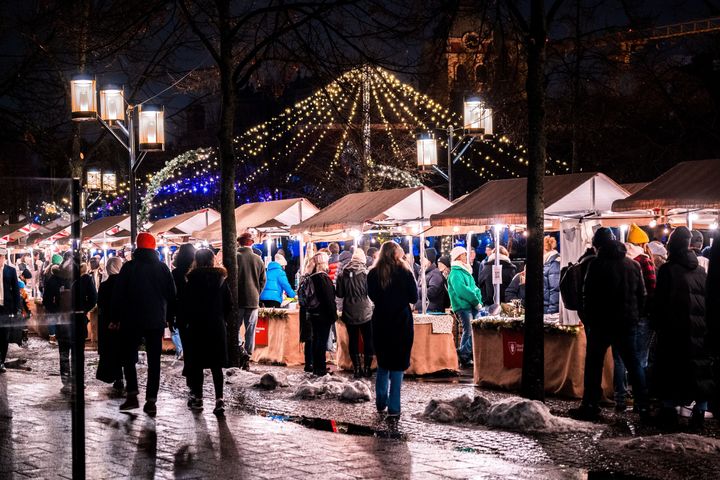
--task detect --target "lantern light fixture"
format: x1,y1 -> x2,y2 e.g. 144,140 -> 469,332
138,104 -> 165,151
99,85 -> 125,123
416,131 -> 437,167
86,170 -> 102,191
70,74 -> 97,120
463,96 -> 493,137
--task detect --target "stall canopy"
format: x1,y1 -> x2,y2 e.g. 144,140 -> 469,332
79,215 -> 131,244
148,208 -> 220,240
193,198 -> 319,242
613,159 -> 720,212
0,221 -> 41,244
25,218 -> 75,246
290,186 -> 452,239
430,172 -> 633,232
621,183 -> 649,195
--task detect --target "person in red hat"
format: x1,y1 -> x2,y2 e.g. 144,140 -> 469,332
112,232 -> 176,416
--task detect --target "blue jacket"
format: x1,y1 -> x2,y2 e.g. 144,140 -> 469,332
543,251 -> 561,314
260,262 -> 295,304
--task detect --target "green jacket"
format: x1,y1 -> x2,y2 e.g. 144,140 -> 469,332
448,264 -> 483,311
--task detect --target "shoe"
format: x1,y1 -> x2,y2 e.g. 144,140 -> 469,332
614,403 -> 627,413
0,363 -> 6,374
112,380 -> 125,392
689,410 -> 705,432
303,364 -> 314,373
60,383 -> 72,395
364,358 -> 374,378
568,405 -> 601,421
143,400 -> 157,416
213,399 -> 225,416
377,402 -> 387,413
313,368 -> 332,376
189,397 -> 204,411
48,335 -> 57,345
387,411 -> 401,418
352,355 -> 362,378
119,396 -> 140,411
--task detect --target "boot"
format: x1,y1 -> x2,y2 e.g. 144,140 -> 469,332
689,410 -> 705,432
352,355 -> 362,378
119,394 -> 140,411
363,356 -> 374,378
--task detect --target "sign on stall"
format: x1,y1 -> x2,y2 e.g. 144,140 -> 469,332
492,265 -> 502,285
255,317 -> 269,347
502,330 -> 524,368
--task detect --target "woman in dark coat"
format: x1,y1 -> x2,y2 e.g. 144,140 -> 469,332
172,243 -> 196,386
477,246 -> 517,306
336,249 -> 373,378
706,232 -> 720,414
180,249 -> 230,416
652,226 -> 713,428
96,257 -> 125,392
367,241 -> 418,417
304,252 -> 336,376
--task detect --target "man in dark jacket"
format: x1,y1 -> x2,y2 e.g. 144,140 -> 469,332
0,249 -> 21,373
415,250 -> 446,313
477,247 -> 516,306
570,228 -> 648,421
236,233 -> 266,358
113,233 -> 176,415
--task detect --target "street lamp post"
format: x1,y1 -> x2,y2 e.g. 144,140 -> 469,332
70,75 -> 164,248
417,96 -> 493,201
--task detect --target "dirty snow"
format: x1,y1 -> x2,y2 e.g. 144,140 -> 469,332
293,375 -> 371,402
603,433 -> 720,455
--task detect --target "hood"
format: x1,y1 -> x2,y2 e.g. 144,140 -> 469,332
187,266 -> 227,286
343,259 -> 367,274
339,251 -> 353,264
424,263 -> 439,275
669,248 -> 700,270
486,254 -> 512,264
578,248 -> 596,263
598,240 -> 627,260
267,261 -> 283,272
451,261 -> 472,274
625,243 -> 646,260
543,250 -> 560,263
133,248 -> 160,263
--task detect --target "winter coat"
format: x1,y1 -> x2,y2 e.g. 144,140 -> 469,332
477,255 -> 517,306
626,243 -> 656,313
1,264 -> 21,317
543,250 -> 561,314
328,261 -> 340,282
335,260 -> 372,325
652,248 -> 713,402
112,248 -> 176,332
55,269 -> 97,344
181,267 -> 231,370
96,274 -> 123,383
41,270 -> 64,314
260,262 -> 295,304
583,241 -> 645,332
707,239 -> 720,360
236,247 -> 266,308
368,266 -> 418,371
447,262 -> 483,312
505,272 -> 525,304
307,271 -> 336,325
171,266 -> 191,330
415,264 -> 447,313
559,248 -> 596,320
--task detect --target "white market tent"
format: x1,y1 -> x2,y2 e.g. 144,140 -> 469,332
290,186 -> 452,241
147,208 -> 220,243
0,221 -> 41,244
193,198 -> 320,243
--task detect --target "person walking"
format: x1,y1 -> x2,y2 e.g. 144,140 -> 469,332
367,241 -> 418,417
0,249 -> 21,374
336,249 -> 373,378
172,244 -> 197,363
447,246 -> 483,368
181,249 -> 230,416
300,252 -> 336,376
651,227 -> 713,429
112,233 -> 176,415
570,228 -> 648,421
415,248 -> 447,313
96,257 -> 125,393
260,253 -> 295,308
477,246 -> 516,306
543,236 -> 561,314
236,233 -> 266,358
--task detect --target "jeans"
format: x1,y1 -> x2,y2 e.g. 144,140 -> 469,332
635,317 -> 651,370
124,328 -> 163,401
612,318 -> 651,406
583,326 -> 647,410
346,322 -> 374,357
456,308 -> 479,364
239,308 -> 259,355
612,350 -> 628,406
170,328 -> 183,357
188,367 -> 224,400
376,367 -> 404,414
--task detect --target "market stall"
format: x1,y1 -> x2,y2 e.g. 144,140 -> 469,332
471,316 -> 614,399
291,186 -> 457,375
250,307 -> 305,366
148,208 -> 220,243
612,159 -> 720,229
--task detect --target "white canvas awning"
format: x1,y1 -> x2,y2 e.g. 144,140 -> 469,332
193,198 -> 320,242
148,208 -> 220,240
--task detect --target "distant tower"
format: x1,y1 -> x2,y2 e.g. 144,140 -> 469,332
445,2 -> 491,103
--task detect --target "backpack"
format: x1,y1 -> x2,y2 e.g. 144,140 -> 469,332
559,261 -> 584,311
298,274 -> 320,309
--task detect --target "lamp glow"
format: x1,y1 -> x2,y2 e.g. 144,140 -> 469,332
99,85 -> 124,123
70,75 -> 97,120
463,96 -> 493,136
415,131 -> 437,167
138,105 -> 165,151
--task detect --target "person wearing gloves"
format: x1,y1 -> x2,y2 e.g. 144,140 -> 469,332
260,253 -> 296,308
447,246 -> 483,368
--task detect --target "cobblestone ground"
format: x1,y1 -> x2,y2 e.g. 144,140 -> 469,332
2,338 -> 719,479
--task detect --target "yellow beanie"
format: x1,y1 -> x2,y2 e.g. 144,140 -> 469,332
627,223 -> 649,245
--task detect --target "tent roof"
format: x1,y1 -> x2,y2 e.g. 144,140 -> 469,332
430,173 -> 629,228
81,215 -> 130,241
290,186 -> 451,236
613,159 -> 720,212
148,208 -> 220,237
0,221 -> 41,243
193,198 -> 319,241
621,182 -> 649,195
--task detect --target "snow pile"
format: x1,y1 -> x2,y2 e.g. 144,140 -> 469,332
256,372 -> 289,390
423,395 -> 595,432
603,433 -> 720,455
292,375 -> 371,402
224,367 -> 261,387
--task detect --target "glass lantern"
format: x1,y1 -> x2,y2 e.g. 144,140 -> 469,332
416,132 -> 437,167
86,170 -> 102,190
102,172 -> 117,192
138,104 -> 165,151
70,74 -> 97,120
463,96 -> 493,137
99,85 -> 125,123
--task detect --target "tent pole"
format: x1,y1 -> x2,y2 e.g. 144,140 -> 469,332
493,225 -> 502,308
420,188 -> 427,314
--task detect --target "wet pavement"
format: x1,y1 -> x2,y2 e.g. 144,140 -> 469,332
1,338 -> 719,479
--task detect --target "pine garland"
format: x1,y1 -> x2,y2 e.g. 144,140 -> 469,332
471,316 -> 582,336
